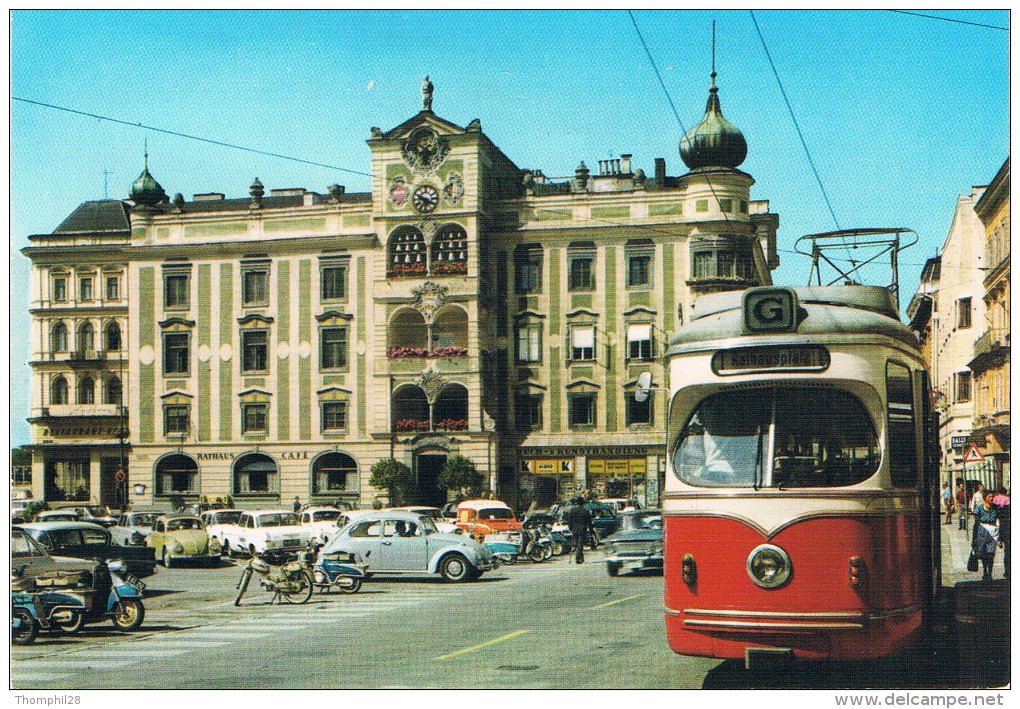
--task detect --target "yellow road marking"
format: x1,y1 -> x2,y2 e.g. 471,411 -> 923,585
434,629 -> 531,660
591,594 -> 646,609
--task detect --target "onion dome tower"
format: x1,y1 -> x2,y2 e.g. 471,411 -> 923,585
130,151 -> 168,207
679,69 -> 747,171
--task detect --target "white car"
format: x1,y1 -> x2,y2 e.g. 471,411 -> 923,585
111,509 -> 161,546
390,506 -> 464,535
199,509 -> 244,550
218,509 -> 312,557
299,506 -> 348,543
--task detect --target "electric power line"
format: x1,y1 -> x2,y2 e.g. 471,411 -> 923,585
12,96 -> 372,178
888,10 -> 1008,32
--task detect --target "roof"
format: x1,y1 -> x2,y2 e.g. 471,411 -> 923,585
53,200 -> 131,234
457,500 -> 512,510
16,520 -> 108,531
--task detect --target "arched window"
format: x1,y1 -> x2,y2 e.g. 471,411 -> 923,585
105,377 -> 122,405
78,376 -> 95,405
387,308 -> 428,356
105,322 -> 122,351
432,306 -> 468,351
387,226 -> 427,278
392,385 -> 429,432
51,376 -> 68,405
155,454 -> 198,495
312,452 -> 358,496
430,224 -> 468,274
233,453 -> 279,495
433,384 -> 469,431
51,322 -> 68,353
77,322 -> 95,353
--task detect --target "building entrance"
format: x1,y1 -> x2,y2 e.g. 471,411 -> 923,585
416,454 -> 448,508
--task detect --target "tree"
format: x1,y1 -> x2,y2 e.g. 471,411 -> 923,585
11,446 -> 31,466
438,455 -> 485,500
369,459 -> 415,506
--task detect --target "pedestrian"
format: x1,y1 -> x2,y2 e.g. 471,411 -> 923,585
972,490 -> 999,581
293,495 -> 301,513
994,487 -> 1010,579
971,482 -> 986,515
562,496 -> 593,564
956,479 -> 968,530
942,480 -> 954,525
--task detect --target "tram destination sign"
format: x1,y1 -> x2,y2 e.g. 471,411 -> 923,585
712,345 -> 830,375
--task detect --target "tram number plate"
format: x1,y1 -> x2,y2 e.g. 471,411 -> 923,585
712,345 -> 830,375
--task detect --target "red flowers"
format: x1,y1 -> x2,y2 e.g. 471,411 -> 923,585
387,347 -> 468,359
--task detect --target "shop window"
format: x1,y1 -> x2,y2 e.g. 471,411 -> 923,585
515,393 -> 543,430
164,273 -> 190,309
45,459 -> 89,501
320,327 -> 349,370
234,453 -> 278,494
568,392 -> 596,428
322,401 -> 348,432
164,404 -> 190,435
242,403 -> 269,434
514,244 -> 543,294
163,333 -> 190,375
155,454 -> 198,495
627,323 -> 653,361
517,323 -> 542,363
312,452 -> 357,495
570,325 -> 595,361
241,330 -> 269,373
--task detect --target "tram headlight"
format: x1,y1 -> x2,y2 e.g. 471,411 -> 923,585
746,544 -> 792,589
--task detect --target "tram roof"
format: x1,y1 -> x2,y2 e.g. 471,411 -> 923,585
670,286 -> 920,351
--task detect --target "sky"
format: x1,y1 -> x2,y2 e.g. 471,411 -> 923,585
7,9 -> 1011,448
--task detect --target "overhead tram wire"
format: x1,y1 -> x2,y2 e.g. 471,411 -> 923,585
887,10 -> 1008,32
12,96 -> 372,178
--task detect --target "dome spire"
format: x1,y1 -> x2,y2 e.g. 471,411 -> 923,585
679,22 -> 747,171
130,140 -> 168,207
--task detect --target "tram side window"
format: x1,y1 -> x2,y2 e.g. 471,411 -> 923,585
887,362 -> 918,488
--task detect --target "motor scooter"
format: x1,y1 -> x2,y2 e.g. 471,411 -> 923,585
312,547 -> 368,594
11,569 -> 89,645
483,528 -> 551,564
47,559 -> 146,633
234,548 -> 314,605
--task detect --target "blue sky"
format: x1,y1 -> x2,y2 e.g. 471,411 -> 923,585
8,9 -> 1010,447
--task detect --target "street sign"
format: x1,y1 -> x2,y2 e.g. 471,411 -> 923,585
964,444 -> 985,464
951,435 -> 969,449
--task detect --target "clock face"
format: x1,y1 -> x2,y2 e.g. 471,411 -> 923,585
412,184 -> 440,213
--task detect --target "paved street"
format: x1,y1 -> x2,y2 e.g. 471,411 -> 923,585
11,531 -> 1010,690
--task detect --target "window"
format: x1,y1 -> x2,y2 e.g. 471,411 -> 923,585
387,226 -> 427,277
241,330 -> 269,373
312,452 -> 357,495
106,276 -> 120,301
887,362 -> 917,487
692,249 -> 754,281
164,333 -> 190,375
321,265 -> 347,301
105,377 -> 122,405
45,459 -> 89,501
106,322 -> 122,351
242,403 -> 268,434
155,454 -> 198,495
672,387 -> 879,488
53,277 -> 67,302
957,297 -> 972,329
627,323 -> 653,360
569,255 -> 594,291
164,405 -> 190,434
77,376 -> 95,405
78,323 -> 94,353
52,322 -> 68,352
570,325 -> 595,361
322,402 -> 348,432
514,244 -> 543,294
242,268 -> 269,306
516,323 -> 541,363
627,393 -> 652,426
954,371 -> 972,403
51,376 -> 69,405
431,224 -> 469,274
628,254 -> 651,287
718,198 -> 733,212
164,273 -> 190,309
79,277 -> 93,302
568,392 -> 596,428
320,327 -> 348,370
696,199 -> 709,212
515,393 -> 543,430
234,453 -> 278,493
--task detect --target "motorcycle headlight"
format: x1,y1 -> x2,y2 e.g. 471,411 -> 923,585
746,544 -> 792,589
172,542 -> 184,553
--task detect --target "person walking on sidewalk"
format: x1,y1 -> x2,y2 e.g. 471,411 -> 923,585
972,490 -> 1000,581
956,479 -> 968,530
942,480 -> 955,525
994,487 -> 1010,579
563,496 -> 593,564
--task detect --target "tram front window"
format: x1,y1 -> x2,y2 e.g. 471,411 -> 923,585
674,388 -> 879,488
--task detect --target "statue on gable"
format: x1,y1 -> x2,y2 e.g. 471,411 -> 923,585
422,75 -> 434,112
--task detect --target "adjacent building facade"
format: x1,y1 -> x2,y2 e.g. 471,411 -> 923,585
24,77 -> 779,512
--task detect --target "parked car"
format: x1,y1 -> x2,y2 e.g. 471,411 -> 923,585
455,500 -> 522,540
11,525 -> 94,579
218,509 -> 312,558
600,509 -> 663,577
599,498 -> 638,514
584,502 -> 620,539
148,515 -> 222,567
299,506 -> 348,543
111,510 -> 162,546
35,510 -> 82,523
319,510 -> 498,582
177,502 -> 228,517
69,505 -> 119,527
199,508 -> 244,550
390,506 -> 463,534
17,521 -> 157,577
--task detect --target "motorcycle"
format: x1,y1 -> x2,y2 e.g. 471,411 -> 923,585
234,548 -> 314,605
312,548 -> 368,594
11,569 -> 89,645
483,528 -> 551,564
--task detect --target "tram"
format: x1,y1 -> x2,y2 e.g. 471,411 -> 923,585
663,284 -> 940,666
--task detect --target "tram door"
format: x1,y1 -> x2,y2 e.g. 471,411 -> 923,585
920,370 -> 942,604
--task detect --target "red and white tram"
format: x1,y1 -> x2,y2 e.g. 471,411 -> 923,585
664,285 -> 940,666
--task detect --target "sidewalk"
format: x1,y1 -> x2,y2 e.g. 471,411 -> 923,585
941,513 -> 1007,584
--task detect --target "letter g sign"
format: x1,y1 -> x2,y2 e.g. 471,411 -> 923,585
744,288 -> 797,333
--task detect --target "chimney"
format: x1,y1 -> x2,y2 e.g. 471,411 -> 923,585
621,154 -> 632,174
654,158 -> 666,184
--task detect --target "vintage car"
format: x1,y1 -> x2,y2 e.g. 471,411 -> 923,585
600,509 -> 663,577
17,521 -> 157,577
35,510 -> 82,523
111,510 -> 162,546
198,508 -> 244,550
148,515 -> 222,567
584,502 -> 620,539
69,505 -> 119,527
11,525 -> 94,579
299,506 -> 348,543
390,506 -> 463,534
319,510 -> 498,582
455,500 -> 522,540
218,509 -> 312,557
